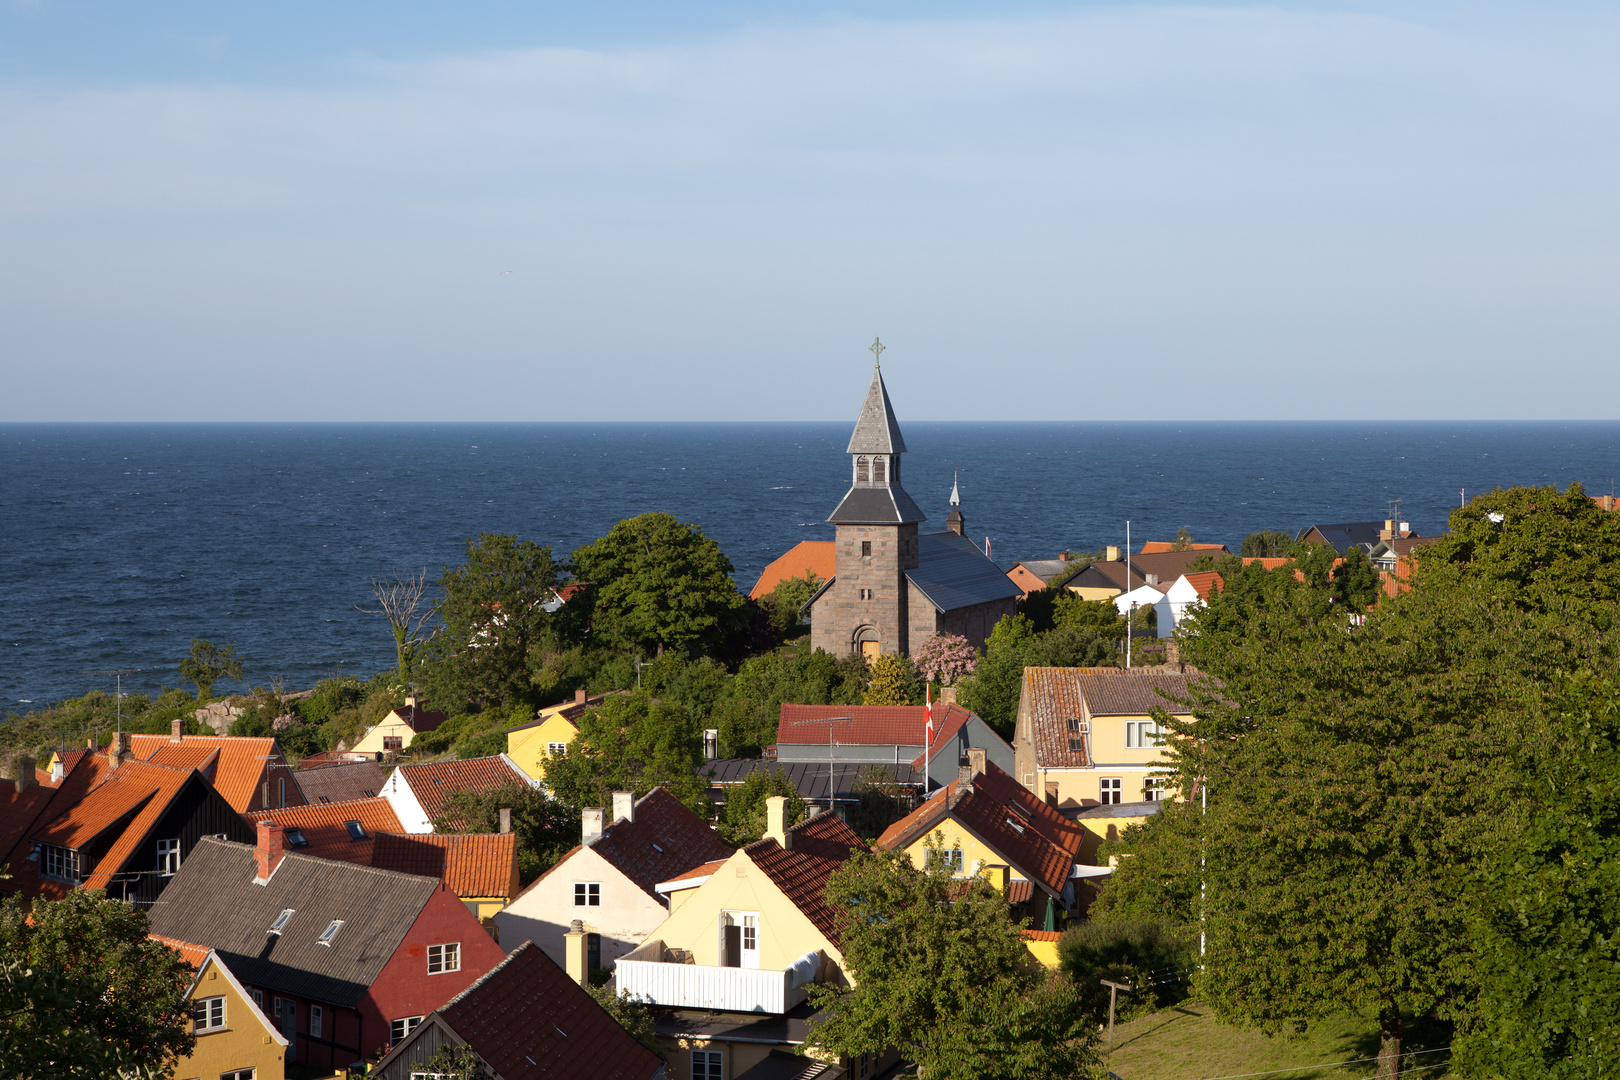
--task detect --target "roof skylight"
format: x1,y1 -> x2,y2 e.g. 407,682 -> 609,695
285,828 -> 309,848
344,820 -> 366,841
316,919 -> 344,946
268,909 -> 295,935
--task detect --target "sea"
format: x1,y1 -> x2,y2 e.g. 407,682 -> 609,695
5,421 -> 1620,707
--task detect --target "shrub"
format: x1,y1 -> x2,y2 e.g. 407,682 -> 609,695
1058,919 -> 1198,1023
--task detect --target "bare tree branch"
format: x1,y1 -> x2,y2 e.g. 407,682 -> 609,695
357,567 -> 438,679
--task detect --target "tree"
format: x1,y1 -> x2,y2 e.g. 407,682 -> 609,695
714,766 -> 807,845
431,781 -> 579,884
911,633 -> 976,686
422,533 -> 562,714
807,843 -> 1100,1080
1170,527 -> 1196,551
356,567 -> 437,679
571,512 -> 748,657
1088,798 -> 1203,930
541,692 -> 709,815
863,653 -> 918,706
846,766 -> 909,840
585,983 -> 665,1060
177,638 -> 243,703
1058,918 -> 1198,1022
0,890 -> 197,1078
760,572 -> 819,641
1240,530 -> 1296,558
710,644 -> 868,757
407,1044 -> 488,1080
956,615 -> 1038,737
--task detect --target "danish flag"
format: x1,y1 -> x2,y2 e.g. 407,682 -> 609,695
925,684 -> 935,748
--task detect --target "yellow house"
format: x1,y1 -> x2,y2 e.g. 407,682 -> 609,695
350,696 -> 448,757
504,689 -> 621,783
875,751 -> 1095,932
152,936 -> 287,1080
624,801 -> 900,1080
1012,665 -> 1196,811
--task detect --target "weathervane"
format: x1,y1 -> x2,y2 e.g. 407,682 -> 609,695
869,337 -> 885,369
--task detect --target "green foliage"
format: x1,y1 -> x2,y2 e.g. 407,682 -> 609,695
571,512 -> 748,657
584,983 -> 666,1060
177,638 -> 243,702
422,532 -> 563,714
1089,800 -> 1203,930
456,729 -> 509,759
862,653 -> 919,706
1240,530 -> 1297,558
760,572 -> 819,640
0,890 -> 197,1078
1454,673 -> 1620,1078
639,652 -> 734,718
715,767 -> 807,846
1329,546 -> 1381,610
408,1044 -> 488,1080
1057,919 -> 1198,1023
808,843 -> 1100,1080
541,692 -> 710,816
711,644 -> 868,757
1170,527 -> 1197,550
430,781 -> 579,884
845,766 -> 909,840
957,615 -> 1119,737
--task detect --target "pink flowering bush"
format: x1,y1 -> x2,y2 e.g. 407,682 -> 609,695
912,633 -> 976,686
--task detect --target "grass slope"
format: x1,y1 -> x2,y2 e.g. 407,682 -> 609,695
1106,1004 -> 1451,1080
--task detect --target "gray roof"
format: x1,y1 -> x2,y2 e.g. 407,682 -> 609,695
1074,800 -> 1163,820
827,483 -> 927,525
907,531 -> 1024,612
148,837 -> 439,1007
704,759 -> 920,803
1012,559 -> 1075,584
736,1050 -> 839,1080
845,367 -> 907,454
1296,521 -> 1386,553
295,760 -> 387,804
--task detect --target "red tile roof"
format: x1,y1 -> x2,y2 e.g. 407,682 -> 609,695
1020,928 -> 1063,943
387,700 -> 450,734
1181,571 -> 1224,601
0,781 -> 59,869
1020,668 -> 1092,769
421,941 -> 663,1080
875,762 -> 1085,896
149,934 -> 213,970
656,857 -> 729,891
745,812 -> 866,947
778,704 -> 932,747
585,787 -> 735,902
749,540 -> 838,601
396,756 -> 531,831
244,797 -> 402,866
370,832 -> 520,900
1138,542 -> 1228,555
1006,880 -> 1034,906
127,734 -> 299,813
144,745 -> 221,776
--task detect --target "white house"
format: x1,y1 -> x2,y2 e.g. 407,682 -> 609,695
1154,571 -> 1225,637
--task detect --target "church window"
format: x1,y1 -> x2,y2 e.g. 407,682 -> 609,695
856,456 -> 870,483
872,456 -> 886,482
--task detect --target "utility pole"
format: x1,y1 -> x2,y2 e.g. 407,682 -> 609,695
1101,978 -> 1132,1053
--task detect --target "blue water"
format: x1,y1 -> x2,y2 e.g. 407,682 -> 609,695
5,421 -> 1620,706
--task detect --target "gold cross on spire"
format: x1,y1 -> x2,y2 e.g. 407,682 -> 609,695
869,337 -> 885,369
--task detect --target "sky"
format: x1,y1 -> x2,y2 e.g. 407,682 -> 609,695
2,1 -> 1618,422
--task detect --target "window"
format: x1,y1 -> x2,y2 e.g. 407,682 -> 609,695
391,1016 -> 424,1043
250,988 -> 265,1009
927,848 -> 965,874
383,736 -> 404,751
427,942 -> 460,974
193,995 -> 225,1032
279,778 -> 286,808
855,456 -> 870,483
344,820 -> 365,841
284,828 -> 309,848
574,882 -> 600,906
872,456 -> 886,482
1100,778 -> 1123,805
693,1049 -> 724,1080
1143,777 -> 1166,802
860,540 -> 872,557
309,1004 -> 323,1039
268,909 -> 296,935
158,838 -> 181,875
221,1070 -> 256,1080
40,844 -> 80,883
548,742 -> 568,757
1125,720 -> 1163,749
317,920 -> 344,946
587,933 -> 601,972
742,915 -> 757,954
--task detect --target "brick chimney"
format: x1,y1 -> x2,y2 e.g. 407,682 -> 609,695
766,796 -> 792,850
170,719 -> 184,744
957,754 -> 976,791
966,747 -> 986,780
255,820 -> 287,883
1106,545 -> 1121,562
575,688 -> 587,706
611,791 -> 635,825
107,732 -> 131,770
11,756 -> 35,792
1059,551 -> 1070,562
582,807 -> 604,845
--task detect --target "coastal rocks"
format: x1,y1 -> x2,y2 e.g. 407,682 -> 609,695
192,702 -> 243,734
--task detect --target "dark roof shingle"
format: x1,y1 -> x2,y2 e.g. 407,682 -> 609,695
584,788 -> 734,902
396,756 -> 531,830
296,760 -> 388,805
906,532 -> 1023,612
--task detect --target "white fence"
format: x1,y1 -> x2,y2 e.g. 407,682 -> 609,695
614,940 -> 817,1014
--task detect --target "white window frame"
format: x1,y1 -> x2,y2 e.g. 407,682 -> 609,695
309,1003 -> 323,1039
1099,777 -> 1123,805
317,920 -> 344,946
1125,720 -> 1163,749
927,848 -> 965,875
548,742 -> 568,757
692,1048 -> 725,1080
193,995 -> 226,1032
574,881 -> 600,906
721,911 -> 760,970
427,942 -> 461,975
40,844 -> 80,883
221,1070 -> 256,1080
249,987 -> 265,1009
157,838 -> 182,875
391,1015 -> 424,1043
1143,776 -> 1166,802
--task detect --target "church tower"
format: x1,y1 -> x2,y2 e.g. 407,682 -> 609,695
812,342 -> 926,658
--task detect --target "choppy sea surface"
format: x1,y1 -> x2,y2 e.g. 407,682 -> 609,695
5,421 -> 1620,706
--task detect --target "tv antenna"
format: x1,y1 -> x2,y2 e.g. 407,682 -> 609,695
85,669 -> 137,741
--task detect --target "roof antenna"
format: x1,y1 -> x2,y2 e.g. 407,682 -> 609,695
868,337 -> 884,370
86,669 -> 137,746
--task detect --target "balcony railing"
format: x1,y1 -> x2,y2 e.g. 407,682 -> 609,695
615,939 -> 824,1014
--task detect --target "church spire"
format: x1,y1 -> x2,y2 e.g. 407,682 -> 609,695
846,361 -> 907,456
947,470 -> 965,536
950,470 -> 961,507
828,343 -> 924,526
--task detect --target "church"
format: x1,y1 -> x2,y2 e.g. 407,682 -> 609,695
806,356 -> 1021,658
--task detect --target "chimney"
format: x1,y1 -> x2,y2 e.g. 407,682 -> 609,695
1059,551 -> 1070,562
499,808 -> 512,835
255,820 -> 287,882
1399,521 -> 1411,536
938,685 -> 958,706
1381,519 -> 1395,541
404,694 -> 417,708
703,729 -> 719,761
50,756 -> 63,783
1146,573 -> 1159,586
582,807 -> 604,845
11,756 -> 36,792
107,731 -> 131,769
1106,545 -> 1121,562
966,746 -> 986,781
575,688 -> 587,706
611,791 -> 635,825
957,756 -> 975,790
564,920 -> 588,986
765,796 -> 792,849
170,719 -> 184,744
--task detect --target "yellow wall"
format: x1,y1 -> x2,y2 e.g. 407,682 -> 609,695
891,822 -> 1029,893
506,713 -> 580,784
1022,935 -> 1061,968
649,848 -> 844,977
351,708 -> 426,756
1067,585 -> 1122,602
173,955 -> 286,1080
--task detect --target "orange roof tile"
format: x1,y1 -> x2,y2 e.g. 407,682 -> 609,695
144,744 -> 221,777
749,541 -> 837,600
244,797 -> 401,866
0,781 -> 58,867
1139,541 -> 1227,555
23,760 -> 198,896
745,812 -> 865,947
149,933 -> 213,970
370,832 -> 519,899
128,734 -> 299,813
656,857 -> 729,891
396,756 -> 531,831
1182,571 -> 1225,601
909,704 -> 978,770
1020,929 -> 1063,943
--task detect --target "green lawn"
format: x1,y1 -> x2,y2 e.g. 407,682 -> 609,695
1105,1004 -> 1451,1080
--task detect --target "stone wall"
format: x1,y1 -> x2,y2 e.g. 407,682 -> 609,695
811,522 -> 918,656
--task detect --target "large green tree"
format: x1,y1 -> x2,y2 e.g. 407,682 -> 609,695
807,844 -> 1099,1080
177,638 -> 243,703
422,533 -> 562,713
0,890 -> 197,1078
540,692 -> 709,814
957,615 -> 1118,737
571,512 -> 748,657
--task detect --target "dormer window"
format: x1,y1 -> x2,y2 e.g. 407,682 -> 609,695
855,456 -> 870,483
268,909 -> 295,935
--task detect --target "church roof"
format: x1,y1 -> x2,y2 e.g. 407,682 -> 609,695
828,484 -> 927,525
906,532 -> 1024,611
846,367 -> 907,455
